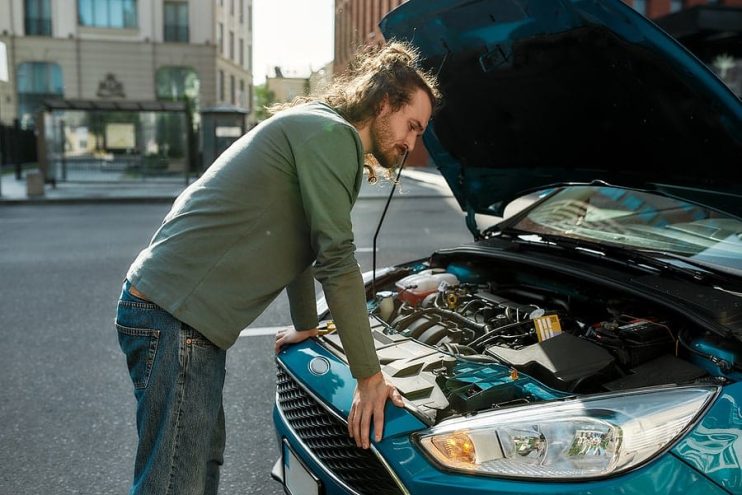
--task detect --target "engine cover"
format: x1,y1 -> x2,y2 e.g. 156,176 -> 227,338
486,333 -> 616,392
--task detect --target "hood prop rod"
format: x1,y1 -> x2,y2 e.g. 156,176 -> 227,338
371,149 -> 409,298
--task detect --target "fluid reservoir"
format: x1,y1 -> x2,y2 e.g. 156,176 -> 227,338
395,269 -> 459,306
375,291 -> 396,322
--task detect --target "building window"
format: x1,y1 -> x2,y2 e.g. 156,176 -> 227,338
156,66 -> 199,101
230,75 -> 235,104
247,43 -> 252,72
239,0 -> 244,23
632,0 -> 647,15
218,23 -> 224,55
218,70 -> 224,101
229,31 -> 234,60
164,2 -> 188,42
248,5 -> 252,30
239,38 -> 244,67
670,0 -> 683,13
78,0 -> 137,28
230,0 -> 234,15
16,62 -> 63,128
239,79 -> 245,107
24,0 -> 52,36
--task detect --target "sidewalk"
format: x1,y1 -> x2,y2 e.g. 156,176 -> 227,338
0,167 -> 453,204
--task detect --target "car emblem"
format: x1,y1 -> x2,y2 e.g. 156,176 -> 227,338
308,356 -> 330,376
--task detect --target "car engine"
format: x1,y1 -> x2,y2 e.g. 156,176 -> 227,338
320,255 -> 742,424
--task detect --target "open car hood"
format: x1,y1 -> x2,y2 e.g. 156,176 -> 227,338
380,0 -> 742,218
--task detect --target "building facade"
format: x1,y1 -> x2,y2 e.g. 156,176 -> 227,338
0,0 -> 253,127
333,0 -> 406,74
625,0 -> 742,18
265,67 -> 310,104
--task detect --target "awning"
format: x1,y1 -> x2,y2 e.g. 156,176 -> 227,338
42,99 -> 187,112
201,103 -> 250,114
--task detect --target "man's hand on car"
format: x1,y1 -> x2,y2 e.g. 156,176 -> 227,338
348,371 -> 404,449
274,327 -> 319,354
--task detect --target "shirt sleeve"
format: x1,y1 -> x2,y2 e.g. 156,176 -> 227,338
293,122 -> 381,379
286,265 -> 319,331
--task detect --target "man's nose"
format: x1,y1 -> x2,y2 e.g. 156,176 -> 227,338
405,133 -> 418,153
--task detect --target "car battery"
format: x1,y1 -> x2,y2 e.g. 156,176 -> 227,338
617,319 -> 676,367
590,319 -> 675,368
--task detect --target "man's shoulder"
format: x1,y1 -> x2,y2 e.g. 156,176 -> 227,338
273,102 -> 350,129
267,102 -> 359,146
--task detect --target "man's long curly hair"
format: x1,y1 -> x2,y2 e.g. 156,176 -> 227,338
268,41 -> 441,126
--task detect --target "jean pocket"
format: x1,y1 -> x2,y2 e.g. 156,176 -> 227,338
116,323 -> 160,390
182,323 -> 220,349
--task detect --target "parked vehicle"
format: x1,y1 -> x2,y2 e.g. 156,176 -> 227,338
272,1 -> 742,493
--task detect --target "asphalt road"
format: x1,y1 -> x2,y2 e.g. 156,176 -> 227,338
0,194 -> 471,494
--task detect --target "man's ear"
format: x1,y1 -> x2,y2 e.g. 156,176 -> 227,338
375,95 -> 391,117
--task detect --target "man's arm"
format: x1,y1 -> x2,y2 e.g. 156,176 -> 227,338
285,264 -> 318,332
275,266 -> 320,353
292,121 -> 402,448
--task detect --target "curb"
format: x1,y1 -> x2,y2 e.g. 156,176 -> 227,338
0,169 -> 453,205
0,193 -> 454,206
0,196 -> 180,205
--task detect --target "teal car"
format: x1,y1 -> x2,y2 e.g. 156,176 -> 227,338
272,1 -> 742,494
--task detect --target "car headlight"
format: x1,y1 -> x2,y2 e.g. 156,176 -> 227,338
416,386 -> 717,480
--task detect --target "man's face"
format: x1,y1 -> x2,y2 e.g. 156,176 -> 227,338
369,88 -> 433,169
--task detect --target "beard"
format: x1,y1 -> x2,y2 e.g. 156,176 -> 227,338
369,112 -> 403,170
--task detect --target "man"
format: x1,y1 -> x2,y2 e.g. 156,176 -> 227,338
116,41 -> 438,494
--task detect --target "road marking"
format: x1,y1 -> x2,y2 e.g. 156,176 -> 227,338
239,326 -> 285,337
356,247 -> 378,252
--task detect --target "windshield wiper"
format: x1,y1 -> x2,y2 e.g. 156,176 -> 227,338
501,228 -> 729,283
632,248 -> 742,279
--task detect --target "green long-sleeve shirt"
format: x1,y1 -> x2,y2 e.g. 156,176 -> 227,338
126,102 -> 381,378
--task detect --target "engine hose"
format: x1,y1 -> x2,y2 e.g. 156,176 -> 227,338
424,306 -> 491,334
442,343 -> 498,363
468,320 -> 535,349
393,306 -> 489,334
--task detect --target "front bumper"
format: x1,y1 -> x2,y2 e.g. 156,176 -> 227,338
273,361 -> 409,494
273,340 -> 731,495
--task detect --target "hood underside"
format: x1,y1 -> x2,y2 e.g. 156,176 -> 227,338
380,0 -> 742,217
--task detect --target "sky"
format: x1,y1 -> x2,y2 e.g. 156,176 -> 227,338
252,0 -> 335,84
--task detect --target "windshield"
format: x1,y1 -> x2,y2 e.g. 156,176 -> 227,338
511,186 -> 742,272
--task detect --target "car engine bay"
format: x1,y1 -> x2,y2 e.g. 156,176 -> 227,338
320,251 -> 742,424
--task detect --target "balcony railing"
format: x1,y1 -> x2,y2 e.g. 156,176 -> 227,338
25,17 -> 52,36
164,25 -> 189,43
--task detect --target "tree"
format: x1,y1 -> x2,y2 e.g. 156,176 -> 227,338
254,84 -> 276,122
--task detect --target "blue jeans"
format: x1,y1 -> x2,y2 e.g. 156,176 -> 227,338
116,280 -> 227,495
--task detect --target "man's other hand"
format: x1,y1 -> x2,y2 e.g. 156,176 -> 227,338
274,327 -> 319,354
348,371 -> 404,449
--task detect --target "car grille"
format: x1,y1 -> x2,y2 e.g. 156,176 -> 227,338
276,363 -> 404,495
